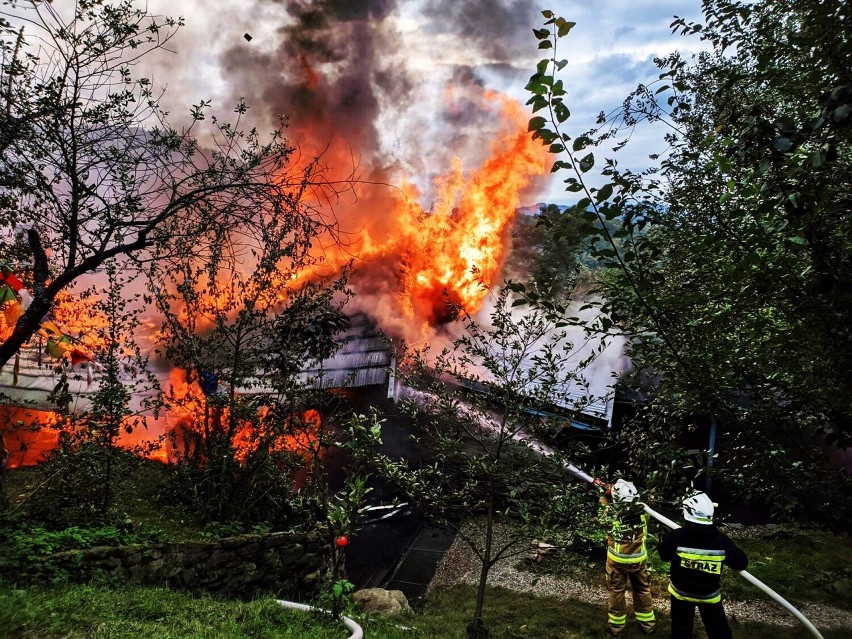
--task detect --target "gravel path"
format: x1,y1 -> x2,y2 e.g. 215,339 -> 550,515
427,521 -> 852,631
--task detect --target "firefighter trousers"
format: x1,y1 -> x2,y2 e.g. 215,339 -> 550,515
606,557 -> 656,635
670,596 -> 732,639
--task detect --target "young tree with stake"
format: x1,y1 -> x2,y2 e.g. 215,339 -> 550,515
360,288 -> 603,639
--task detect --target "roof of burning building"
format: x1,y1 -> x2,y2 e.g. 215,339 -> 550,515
0,342 -> 100,412
296,313 -> 392,389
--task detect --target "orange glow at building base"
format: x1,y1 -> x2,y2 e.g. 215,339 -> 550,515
166,368 -> 324,466
1,407 -> 61,468
0,406 -> 169,468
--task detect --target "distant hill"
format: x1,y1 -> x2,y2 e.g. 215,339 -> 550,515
516,202 -> 569,217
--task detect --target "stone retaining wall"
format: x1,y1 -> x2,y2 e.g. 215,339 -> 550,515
35,530 -> 330,598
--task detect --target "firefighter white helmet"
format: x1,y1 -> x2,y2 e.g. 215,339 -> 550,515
611,479 -> 639,503
683,491 -> 715,524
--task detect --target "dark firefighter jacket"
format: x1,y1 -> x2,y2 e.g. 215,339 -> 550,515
658,522 -> 748,603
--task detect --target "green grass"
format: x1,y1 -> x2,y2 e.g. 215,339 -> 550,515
2,583 -> 848,639
722,530 -> 852,607
0,585 -> 350,639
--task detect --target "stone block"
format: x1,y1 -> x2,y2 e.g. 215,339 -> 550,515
261,534 -> 290,549
352,588 -> 412,617
235,542 -> 261,557
122,552 -> 142,567
221,534 -> 259,550
142,548 -> 164,561
203,551 -> 239,570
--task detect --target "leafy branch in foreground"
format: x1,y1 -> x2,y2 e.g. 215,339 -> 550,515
0,0 -> 351,368
527,12 -> 701,393
356,288 -> 600,638
526,3 -> 852,522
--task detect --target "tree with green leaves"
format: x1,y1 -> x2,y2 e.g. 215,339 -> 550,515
0,0 -> 344,369
16,262 -> 160,527
358,288 -> 600,639
526,2 -> 851,522
151,221 -> 381,611
150,213 -> 352,526
508,203 -> 587,301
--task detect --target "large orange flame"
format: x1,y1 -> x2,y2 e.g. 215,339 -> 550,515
2,90 -> 550,469
396,94 -> 548,322
147,90 -> 549,340
289,92 -> 550,335
0,406 -> 167,468
0,407 -> 61,468
166,368 -> 321,465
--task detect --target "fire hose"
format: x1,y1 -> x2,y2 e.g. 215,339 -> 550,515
276,600 -> 363,639
563,463 -> 825,639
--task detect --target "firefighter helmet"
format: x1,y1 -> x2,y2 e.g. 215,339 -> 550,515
612,479 -> 639,503
683,491 -> 715,524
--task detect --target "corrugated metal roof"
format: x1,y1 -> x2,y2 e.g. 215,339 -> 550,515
297,366 -> 390,389
318,349 -> 390,371
299,313 -> 392,389
242,313 -> 393,393
336,335 -> 389,353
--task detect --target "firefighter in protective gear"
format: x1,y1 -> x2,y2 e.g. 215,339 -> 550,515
601,479 -> 656,635
658,491 -> 748,639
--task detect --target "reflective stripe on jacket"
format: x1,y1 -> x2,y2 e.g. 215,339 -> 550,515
668,582 -> 722,604
676,546 -> 725,575
658,522 -> 748,603
607,513 -> 648,564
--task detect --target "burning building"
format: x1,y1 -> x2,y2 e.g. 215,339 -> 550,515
0,0 -> 630,467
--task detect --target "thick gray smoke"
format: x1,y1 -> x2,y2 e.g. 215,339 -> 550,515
212,0 -> 539,170
141,0 -> 545,341
218,0 -> 402,168
420,0 -> 538,62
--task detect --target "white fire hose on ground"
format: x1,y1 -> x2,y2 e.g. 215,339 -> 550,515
563,463 -> 825,639
276,599 -> 364,639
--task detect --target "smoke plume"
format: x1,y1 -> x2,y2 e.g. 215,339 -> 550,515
145,0 -> 547,342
